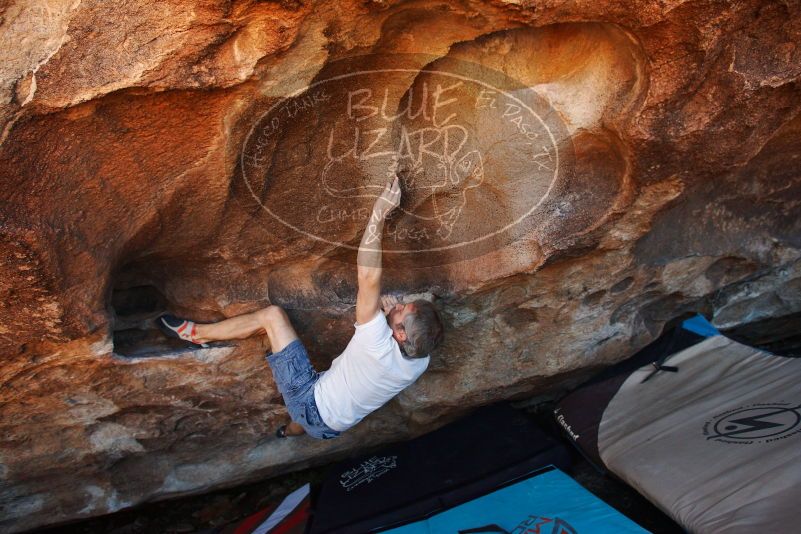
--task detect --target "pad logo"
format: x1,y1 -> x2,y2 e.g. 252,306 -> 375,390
459,516 -> 577,534
339,455 -> 397,492
703,402 -> 801,444
554,411 -> 580,441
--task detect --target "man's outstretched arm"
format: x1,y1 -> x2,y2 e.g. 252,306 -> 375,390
356,176 -> 401,325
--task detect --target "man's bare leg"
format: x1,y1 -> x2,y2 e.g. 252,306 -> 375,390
193,305 -> 298,351
192,306 -> 307,436
285,421 -> 306,436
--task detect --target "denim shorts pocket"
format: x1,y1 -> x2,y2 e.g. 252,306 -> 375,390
304,399 -> 323,427
284,358 -> 305,394
281,350 -> 316,397
305,400 -> 340,439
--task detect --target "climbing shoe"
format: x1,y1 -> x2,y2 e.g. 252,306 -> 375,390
158,314 -> 209,348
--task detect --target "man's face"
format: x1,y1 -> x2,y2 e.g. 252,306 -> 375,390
388,301 -> 417,342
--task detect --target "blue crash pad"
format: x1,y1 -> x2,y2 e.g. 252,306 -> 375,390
384,467 -> 647,534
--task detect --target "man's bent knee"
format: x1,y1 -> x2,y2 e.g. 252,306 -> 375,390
256,305 -> 289,329
258,305 -> 299,353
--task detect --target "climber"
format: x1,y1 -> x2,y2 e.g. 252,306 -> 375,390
158,176 -> 444,439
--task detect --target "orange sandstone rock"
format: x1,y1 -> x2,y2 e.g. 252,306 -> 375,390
0,0 -> 800,531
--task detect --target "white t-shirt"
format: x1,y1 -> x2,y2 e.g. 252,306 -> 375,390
313,310 -> 430,432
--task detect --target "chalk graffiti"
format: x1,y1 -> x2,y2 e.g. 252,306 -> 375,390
239,53 -> 574,264
339,456 -> 398,492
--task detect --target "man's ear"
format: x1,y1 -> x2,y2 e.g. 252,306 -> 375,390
394,327 -> 407,343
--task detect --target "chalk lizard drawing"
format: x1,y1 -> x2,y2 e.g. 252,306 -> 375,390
321,123 -> 484,240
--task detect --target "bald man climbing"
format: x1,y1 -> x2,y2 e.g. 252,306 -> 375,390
158,176 -> 444,439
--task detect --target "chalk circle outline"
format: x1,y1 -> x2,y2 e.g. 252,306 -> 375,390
240,53 -> 566,255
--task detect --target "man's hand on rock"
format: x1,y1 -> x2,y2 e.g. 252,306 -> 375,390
371,176 -> 401,221
381,294 -> 400,316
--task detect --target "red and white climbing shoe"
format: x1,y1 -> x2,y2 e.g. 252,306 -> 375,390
158,314 -> 209,348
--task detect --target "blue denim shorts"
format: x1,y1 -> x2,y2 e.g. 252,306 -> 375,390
266,339 -> 341,440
